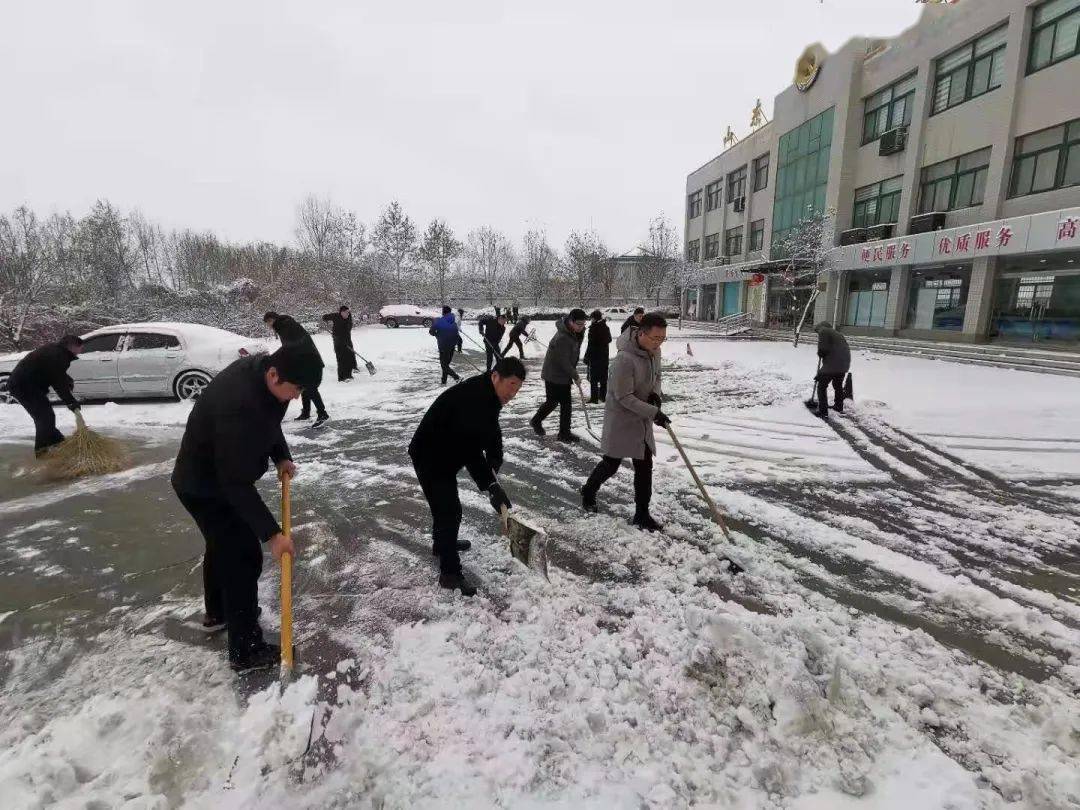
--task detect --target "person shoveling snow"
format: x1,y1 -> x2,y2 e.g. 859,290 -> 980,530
7,333 -> 86,458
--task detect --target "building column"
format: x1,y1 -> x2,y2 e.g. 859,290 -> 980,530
816,270 -> 846,325
884,266 -> 911,333
714,283 -> 722,322
963,257 -> 997,341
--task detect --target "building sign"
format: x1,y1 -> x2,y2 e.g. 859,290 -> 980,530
794,46 -> 824,92
1057,215 -> 1079,245
857,239 -> 915,265
926,220 -> 1028,261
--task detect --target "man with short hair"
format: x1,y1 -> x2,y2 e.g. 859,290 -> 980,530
431,306 -> 461,385
8,334 -> 85,456
503,315 -> 531,359
581,313 -> 669,532
483,314 -> 507,371
409,357 -> 526,596
264,312 -> 329,427
810,321 -> 851,419
530,308 -> 587,443
172,344 -> 322,673
583,309 -> 612,403
621,307 -> 645,333
322,305 -> 356,381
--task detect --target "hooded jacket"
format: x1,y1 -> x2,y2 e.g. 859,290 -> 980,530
600,327 -> 662,460
540,318 -> 583,385
431,312 -> 460,352
814,322 -> 851,376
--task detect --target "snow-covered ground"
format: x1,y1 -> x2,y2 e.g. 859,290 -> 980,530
1,320 -> 1078,809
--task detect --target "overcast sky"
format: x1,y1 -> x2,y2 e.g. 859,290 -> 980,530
2,0 -> 922,252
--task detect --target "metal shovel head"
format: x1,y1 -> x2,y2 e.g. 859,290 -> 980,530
504,510 -> 549,580
364,360 -> 376,376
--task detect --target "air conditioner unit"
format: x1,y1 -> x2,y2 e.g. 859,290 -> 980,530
839,227 -> 867,246
733,196 -> 746,213
909,212 -> 946,234
865,223 -> 894,240
879,125 -> 908,156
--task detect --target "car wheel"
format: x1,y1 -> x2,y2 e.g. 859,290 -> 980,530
387,318 -> 399,329
422,318 -> 433,329
0,374 -> 13,405
174,370 -> 211,401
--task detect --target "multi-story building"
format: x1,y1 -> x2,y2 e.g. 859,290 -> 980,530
683,0 -> 1080,344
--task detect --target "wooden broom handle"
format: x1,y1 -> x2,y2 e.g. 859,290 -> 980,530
280,475 -> 293,672
665,425 -> 732,540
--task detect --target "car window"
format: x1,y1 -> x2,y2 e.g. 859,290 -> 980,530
81,334 -> 123,354
127,333 -> 181,350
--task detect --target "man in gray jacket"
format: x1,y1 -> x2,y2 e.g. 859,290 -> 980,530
580,313 -> 670,532
530,308 -> 587,443
811,321 -> 851,418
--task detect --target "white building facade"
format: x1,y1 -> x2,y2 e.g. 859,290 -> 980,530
684,0 -> 1080,344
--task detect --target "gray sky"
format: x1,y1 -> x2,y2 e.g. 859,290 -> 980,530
2,0 -> 921,252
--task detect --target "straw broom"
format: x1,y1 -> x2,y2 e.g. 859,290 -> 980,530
40,411 -> 129,481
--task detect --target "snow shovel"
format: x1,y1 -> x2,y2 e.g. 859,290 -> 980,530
280,474 -> 294,678
352,350 -> 376,376
574,380 -> 601,442
526,329 -> 548,350
805,359 -> 821,410
500,504 -> 549,580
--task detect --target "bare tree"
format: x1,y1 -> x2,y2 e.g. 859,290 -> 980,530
465,226 -> 515,306
595,252 -> 621,302
521,229 -> 556,306
563,229 -> 608,305
372,200 -> 417,303
0,207 -> 51,349
417,219 -> 462,303
637,214 -> 681,307
129,209 -> 169,285
772,206 -> 838,344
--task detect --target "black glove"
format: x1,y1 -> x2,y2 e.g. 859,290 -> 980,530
653,409 -> 671,428
647,392 -> 662,407
488,482 -> 512,514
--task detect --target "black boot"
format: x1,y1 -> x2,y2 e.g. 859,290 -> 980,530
312,413 -> 330,427
294,413 -> 311,421
529,416 -> 545,436
557,431 -> 581,443
438,572 -> 477,597
632,511 -> 663,533
431,538 -> 472,555
580,485 -> 598,513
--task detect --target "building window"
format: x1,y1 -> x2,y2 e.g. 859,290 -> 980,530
917,147 -> 991,213
727,166 -> 747,202
1008,118 -> 1080,197
749,219 -> 765,252
852,175 -> 904,228
725,226 -> 743,257
931,24 -> 1007,115
687,239 -> 701,262
771,107 -> 834,257
752,154 -> 770,191
862,73 -> 917,144
687,190 -> 702,219
1029,0 -> 1080,73
705,181 -> 722,211
704,233 -> 720,260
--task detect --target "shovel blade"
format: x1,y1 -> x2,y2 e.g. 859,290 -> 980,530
505,513 -> 549,580
365,361 -> 377,375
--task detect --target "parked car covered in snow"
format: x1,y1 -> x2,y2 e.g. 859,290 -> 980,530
0,322 -> 269,404
378,304 -> 441,329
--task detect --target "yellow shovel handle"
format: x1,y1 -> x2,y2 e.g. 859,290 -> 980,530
280,475 -> 293,672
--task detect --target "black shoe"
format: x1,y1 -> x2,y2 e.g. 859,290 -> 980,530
830,404 -> 844,414
431,538 -> 472,555
230,641 -> 281,674
530,417 -> 545,436
312,413 -> 330,427
632,512 -> 663,533
438,572 -> 477,597
581,487 -> 598,513
294,413 -> 311,421
202,616 -> 226,633
557,431 -> 581,444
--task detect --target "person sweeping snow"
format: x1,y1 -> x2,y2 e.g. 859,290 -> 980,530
530,308 -> 587,443
503,315 -> 531,359
809,321 -> 851,419
171,344 -> 321,673
580,313 -> 670,533
264,311 -> 330,427
408,357 -> 526,596
431,306 -> 461,385
322,305 -> 357,381
7,334 -> 85,457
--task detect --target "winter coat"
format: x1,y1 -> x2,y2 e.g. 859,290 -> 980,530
506,320 -> 529,343
583,320 -> 612,372
322,312 -> 354,347
9,343 -> 80,408
271,315 -> 324,371
484,320 -> 507,347
171,354 -> 292,542
620,315 -> 641,333
815,324 -> 851,376
541,318 -> 583,385
600,327 -> 662,460
430,313 -> 459,352
408,373 -> 504,490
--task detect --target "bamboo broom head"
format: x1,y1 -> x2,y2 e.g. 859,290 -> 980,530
40,411 -> 130,481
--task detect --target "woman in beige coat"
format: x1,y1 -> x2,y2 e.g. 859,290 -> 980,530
580,313 -> 671,532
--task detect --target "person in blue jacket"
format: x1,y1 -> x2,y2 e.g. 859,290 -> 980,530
430,306 -> 461,384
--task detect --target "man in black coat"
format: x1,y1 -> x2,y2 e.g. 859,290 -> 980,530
8,334 -> 85,456
172,344 -> 321,673
503,315 -> 531,359
408,357 -> 526,596
264,312 -> 329,427
322,305 -> 356,381
621,307 -> 645,333
583,310 -> 612,403
482,314 -> 507,371
811,321 -> 851,419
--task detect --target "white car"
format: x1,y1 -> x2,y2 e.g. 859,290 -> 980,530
0,322 -> 268,404
378,304 -> 442,329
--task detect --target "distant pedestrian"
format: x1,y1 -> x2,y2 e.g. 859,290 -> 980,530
621,307 -> 645,333
583,309 -> 612,403
430,306 -> 461,385
512,305 -> 519,322
581,313 -> 669,532
810,321 -> 851,419
264,312 -> 329,427
8,334 -> 85,456
409,357 -> 526,596
530,308 -> 587,443
483,314 -> 507,371
503,315 -> 531,359
322,305 -> 357,381
454,308 -> 465,353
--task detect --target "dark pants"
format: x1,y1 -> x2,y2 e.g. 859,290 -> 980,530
588,362 -> 608,403
815,373 -> 845,414
12,385 -> 64,454
505,336 -> 525,359
298,385 -> 328,418
438,346 -> 460,384
413,464 -> 462,576
175,490 -> 265,661
334,343 -> 356,380
485,342 -> 503,371
533,381 -> 572,435
583,445 -> 653,513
